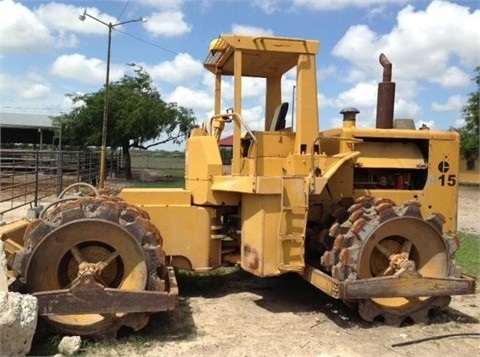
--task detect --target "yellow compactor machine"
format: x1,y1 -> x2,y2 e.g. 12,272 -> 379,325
1,35 -> 476,338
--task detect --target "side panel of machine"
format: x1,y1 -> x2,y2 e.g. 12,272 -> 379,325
241,193 -> 282,276
119,188 -> 220,271
146,205 -> 221,271
186,135 -> 241,206
423,135 -> 460,233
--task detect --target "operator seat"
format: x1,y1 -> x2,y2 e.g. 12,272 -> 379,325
242,102 -> 290,157
269,102 -> 289,131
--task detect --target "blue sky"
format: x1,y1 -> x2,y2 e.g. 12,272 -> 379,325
0,0 -> 478,150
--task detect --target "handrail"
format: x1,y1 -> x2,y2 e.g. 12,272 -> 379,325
208,112 -> 258,185
208,112 -> 256,144
252,36 -> 307,44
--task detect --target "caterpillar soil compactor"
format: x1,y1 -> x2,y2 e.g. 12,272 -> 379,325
2,35 -> 476,339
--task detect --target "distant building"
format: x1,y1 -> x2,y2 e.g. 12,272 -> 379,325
0,112 -> 60,148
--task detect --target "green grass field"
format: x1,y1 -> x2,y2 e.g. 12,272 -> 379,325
456,232 -> 480,277
129,169 -> 184,188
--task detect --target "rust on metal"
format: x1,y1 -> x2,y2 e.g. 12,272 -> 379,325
318,196 -> 475,325
304,266 -> 476,300
35,266 -> 178,316
340,274 -> 476,299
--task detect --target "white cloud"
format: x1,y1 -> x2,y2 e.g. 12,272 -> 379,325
0,0 -> 53,53
144,11 -> 191,37
335,82 -> 378,109
231,24 -> 273,36
35,3 -> 116,35
50,54 -> 123,85
146,54 -> 203,84
242,77 -> 267,100
366,5 -> 387,21
0,72 -> 75,114
253,0 -> 280,14
394,98 -> 422,119
167,86 -> 212,116
0,1 -> 126,53
21,83 -> 51,100
317,65 -> 338,81
432,94 -> 465,112
432,66 -> 471,88
323,80 -> 422,127
240,105 -> 264,131
328,0 -> 479,129
332,24 -> 385,76
293,0 -> 407,11
138,0 -> 185,10
1,72 -> 50,99
333,1 -> 480,85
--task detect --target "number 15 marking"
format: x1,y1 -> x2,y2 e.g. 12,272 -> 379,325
438,174 -> 457,186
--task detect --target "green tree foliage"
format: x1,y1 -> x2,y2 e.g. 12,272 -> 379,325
53,65 -> 196,179
453,67 -> 479,170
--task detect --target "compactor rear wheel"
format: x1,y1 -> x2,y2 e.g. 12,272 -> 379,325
16,194 -> 165,339
320,197 -> 459,325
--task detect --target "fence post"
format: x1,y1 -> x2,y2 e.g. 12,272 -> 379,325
56,149 -> 63,196
34,150 -> 39,207
88,153 -> 92,184
76,151 -> 81,182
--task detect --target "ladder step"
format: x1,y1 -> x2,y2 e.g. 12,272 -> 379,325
278,264 -> 304,272
211,234 -> 228,239
282,205 -> 307,211
280,233 -> 304,241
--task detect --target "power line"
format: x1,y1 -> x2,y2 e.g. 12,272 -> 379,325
1,106 -> 66,112
114,28 -> 181,56
116,0 -> 130,22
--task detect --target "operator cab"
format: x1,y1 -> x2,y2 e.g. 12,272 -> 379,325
203,35 -> 320,176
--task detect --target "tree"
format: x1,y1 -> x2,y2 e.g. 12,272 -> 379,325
451,67 -> 479,170
53,65 -> 196,179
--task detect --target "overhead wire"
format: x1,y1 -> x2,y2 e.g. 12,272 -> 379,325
110,0 -> 184,57
116,0 -> 130,22
3,3 -> 192,115
114,28 -> 182,56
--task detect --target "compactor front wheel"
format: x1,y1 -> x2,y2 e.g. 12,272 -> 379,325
320,197 -> 460,325
14,195 -> 166,339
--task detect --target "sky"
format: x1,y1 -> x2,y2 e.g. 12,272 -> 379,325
0,0 -> 479,150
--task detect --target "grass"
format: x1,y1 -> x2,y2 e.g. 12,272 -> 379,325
455,232 -> 480,278
28,333 -> 61,356
130,179 -> 184,189
128,168 -> 184,189
174,266 -> 247,296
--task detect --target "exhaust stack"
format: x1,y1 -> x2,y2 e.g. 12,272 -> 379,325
376,54 -> 396,129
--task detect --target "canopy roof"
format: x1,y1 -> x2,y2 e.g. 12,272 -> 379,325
204,35 -> 319,78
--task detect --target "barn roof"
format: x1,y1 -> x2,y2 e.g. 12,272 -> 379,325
0,112 -> 59,145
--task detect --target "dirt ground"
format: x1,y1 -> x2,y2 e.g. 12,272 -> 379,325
2,185 -> 479,356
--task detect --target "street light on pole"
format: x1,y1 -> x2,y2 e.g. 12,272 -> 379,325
79,9 -> 146,188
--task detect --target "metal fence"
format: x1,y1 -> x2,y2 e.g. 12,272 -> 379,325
0,149 -> 106,216
0,148 -> 186,218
